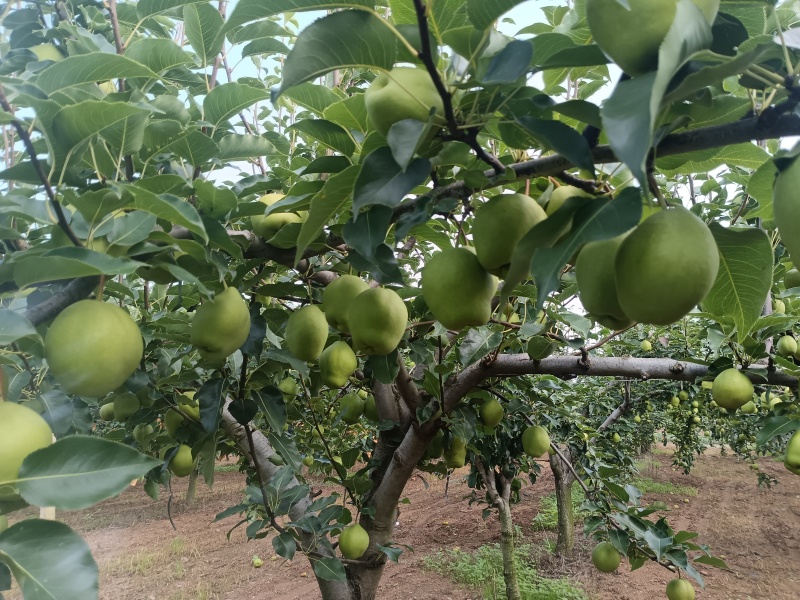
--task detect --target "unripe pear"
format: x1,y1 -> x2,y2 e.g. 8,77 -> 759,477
285,305 -> 329,362
279,377 -> 300,400
472,193 -> 548,276
99,402 -> 116,422
0,403 -> 53,500
545,185 -> 595,241
133,423 -> 154,445
190,287 -> 251,363
774,299 -> 787,313
363,395 -> 379,421
364,67 -> 445,137
45,300 -> 143,398
678,390 -> 689,402
322,275 -> 370,333
338,393 -> 365,425
421,247 -> 497,330
665,578 -> 696,600
479,398 -> 504,428
575,235 -> 634,330
786,268 -> 800,290
444,437 -> 467,469
712,368 -> 754,411
251,193 -> 304,241
319,341 -> 358,387
640,340 -> 652,352
591,541 -> 620,573
113,393 -> 140,422
784,429 -> 800,475
29,43 -> 64,62
522,425 -> 550,457
615,207 -> 719,325
339,523 -> 370,559
164,409 -> 185,439
169,444 -> 194,477
587,0 -> 719,77
348,288 -> 408,355
777,335 -> 798,357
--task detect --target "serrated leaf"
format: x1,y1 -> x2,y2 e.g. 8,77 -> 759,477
218,134 -> 279,161
285,82 -> 343,115
268,431 -> 303,473
703,224 -> 772,342
756,415 -> 800,446
288,119 -> 356,156
343,205 -> 393,263
643,530 -> 672,561
204,83 -> 272,131
184,2 -> 225,66
124,39 -> 195,73
272,532 -> 297,560
694,555 -> 730,570
137,0 -> 207,18
311,556 -> 347,581
255,386 -> 287,433
13,248 -> 143,287
323,94 -> 369,133
352,147 -> 430,214
126,184 -> 208,241
14,437 -> 160,510
516,117 -> 594,174
275,10 -> 397,98
0,520 -> 98,600
36,55 -> 159,94
295,165 -> 360,263
459,327 -> 503,366
0,310 -> 38,346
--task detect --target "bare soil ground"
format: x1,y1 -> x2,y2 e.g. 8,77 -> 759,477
6,447 -> 800,600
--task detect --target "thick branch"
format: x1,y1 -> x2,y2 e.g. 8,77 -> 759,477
598,381 -> 632,431
24,277 -> 100,327
444,354 -> 797,412
394,112 -> 800,217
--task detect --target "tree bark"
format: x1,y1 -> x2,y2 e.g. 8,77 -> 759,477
497,496 -> 522,600
549,448 -> 577,557
185,469 -> 198,505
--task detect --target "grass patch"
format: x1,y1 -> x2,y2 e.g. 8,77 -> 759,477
632,477 -> 697,497
532,487 -> 587,531
214,463 -> 240,473
422,544 -> 586,600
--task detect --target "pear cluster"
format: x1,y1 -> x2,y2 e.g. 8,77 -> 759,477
576,206 -> 719,328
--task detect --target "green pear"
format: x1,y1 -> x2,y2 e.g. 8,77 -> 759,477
421,247 -> 497,330
133,423 -> 154,446
479,399 -> 504,428
776,335 -> 798,357
712,368 -> 754,411
522,425 -> 550,457
338,393 -> 365,425
45,300 -> 143,398
348,288 -> 408,355
545,185 -> 595,241
164,409 -> 185,439
339,523 -> 370,559
678,390 -> 689,402
0,403 -> 53,500
785,269 -> 800,290
424,429 -> 445,459
177,391 -> 201,421
774,156 -> 800,269
665,578 -> 696,600
444,437 -> 467,469
251,193 -> 305,241
587,0 -> 719,76
616,207 -> 719,325
575,235 -> 634,330
364,67 -> 445,137
472,193 -> 548,276
640,340 -> 652,352
320,341 -> 358,388
113,393 -> 140,422
169,445 -> 194,477
279,377 -> 300,400
190,287 -> 251,363
591,541 -> 621,573
285,305 -> 328,361
363,395 -> 379,421
774,298 -> 787,313
322,275 -> 370,333
99,402 -> 116,422
29,43 -> 64,62
784,429 -> 800,475
740,400 -> 757,414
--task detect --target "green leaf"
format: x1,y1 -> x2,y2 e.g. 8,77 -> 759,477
126,184 -> 208,242
608,529 -> 630,554
204,83 -> 273,131
295,164 -> 360,263
218,134 -> 279,161
311,556 -> 347,581
0,310 -> 39,346
516,117 -> 595,174
643,530 -> 673,561
352,147 -> 430,214
601,0 -> 712,185
467,0 -> 528,31
285,82 -> 343,115
272,532 -> 297,560
343,205 -> 393,262
483,40 -> 533,84
0,519 -> 98,600
287,119 -> 356,156
124,39 -> 195,73
193,180 -> 238,219
137,0 -> 208,18
36,55 -> 159,94
694,555 -> 730,570
702,224 -> 772,342
459,327 -> 503,366
745,160 -> 779,220
224,0 -> 374,32
756,415 -> 800,446
13,248 -> 143,288
255,386 -> 287,433
268,432 -> 303,473
184,2 -> 225,66
13,437 -> 160,510
323,93 -> 369,133
275,10 -> 398,98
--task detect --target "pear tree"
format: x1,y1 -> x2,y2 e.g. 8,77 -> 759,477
2,2 -> 800,600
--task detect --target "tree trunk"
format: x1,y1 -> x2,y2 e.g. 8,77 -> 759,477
549,448 -> 577,557
185,469 -> 198,505
497,497 -> 522,600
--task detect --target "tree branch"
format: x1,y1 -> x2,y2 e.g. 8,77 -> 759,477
24,277 -> 100,327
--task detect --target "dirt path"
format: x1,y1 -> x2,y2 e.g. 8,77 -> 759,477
7,448 -> 798,600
